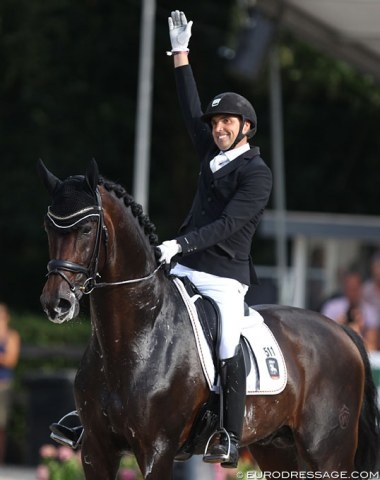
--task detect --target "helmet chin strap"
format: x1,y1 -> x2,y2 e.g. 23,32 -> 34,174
224,119 -> 246,152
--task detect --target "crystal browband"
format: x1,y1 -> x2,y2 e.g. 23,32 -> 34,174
46,206 -> 102,229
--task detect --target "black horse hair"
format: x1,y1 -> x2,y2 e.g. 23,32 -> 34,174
99,176 -> 159,246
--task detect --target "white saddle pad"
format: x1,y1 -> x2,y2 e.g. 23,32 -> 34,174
242,309 -> 287,394
173,278 -> 287,396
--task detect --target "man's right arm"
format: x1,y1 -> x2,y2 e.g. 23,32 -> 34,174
167,11 -> 213,158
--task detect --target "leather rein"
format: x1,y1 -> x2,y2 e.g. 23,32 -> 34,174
46,188 -> 162,297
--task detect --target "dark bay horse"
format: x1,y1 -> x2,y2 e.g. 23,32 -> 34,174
38,160 -> 380,479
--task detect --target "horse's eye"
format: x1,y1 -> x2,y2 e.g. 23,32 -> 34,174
80,224 -> 92,235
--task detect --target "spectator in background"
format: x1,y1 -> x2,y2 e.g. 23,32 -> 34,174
363,252 -> 380,345
321,270 -> 379,351
0,303 -> 20,463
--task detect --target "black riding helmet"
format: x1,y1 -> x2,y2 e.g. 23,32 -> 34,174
201,92 -> 257,150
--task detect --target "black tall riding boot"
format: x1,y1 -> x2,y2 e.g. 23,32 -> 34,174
205,344 -> 246,468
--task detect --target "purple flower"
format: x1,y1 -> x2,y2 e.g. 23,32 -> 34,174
58,445 -> 75,461
36,464 -> 50,480
118,468 -> 136,480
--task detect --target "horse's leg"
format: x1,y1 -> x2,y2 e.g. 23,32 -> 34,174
294,398 -> 359,473
133,446 -> 176,480
249,442 -> 299,474
81,434 -> 121,480
294,426 -> 357,474
74,343 -> 127,479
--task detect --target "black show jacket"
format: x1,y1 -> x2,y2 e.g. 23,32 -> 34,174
174,65 -> 272,286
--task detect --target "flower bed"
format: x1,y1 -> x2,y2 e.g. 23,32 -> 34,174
37,443 -> 258,479
37,445 -> 143,480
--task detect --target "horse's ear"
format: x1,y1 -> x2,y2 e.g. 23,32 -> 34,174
36,159 -> 62,196
85,159 -> 99,194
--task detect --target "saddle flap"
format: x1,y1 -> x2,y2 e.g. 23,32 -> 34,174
175,275 -> 221,364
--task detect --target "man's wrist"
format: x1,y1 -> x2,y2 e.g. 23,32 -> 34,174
172,51 -> 190,67
166,49 -> 189,56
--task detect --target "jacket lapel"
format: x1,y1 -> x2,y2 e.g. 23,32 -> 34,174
212,146 -> 260,179
213,156 -> 245,179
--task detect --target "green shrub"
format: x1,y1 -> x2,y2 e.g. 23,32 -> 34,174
7,309 -> 91,465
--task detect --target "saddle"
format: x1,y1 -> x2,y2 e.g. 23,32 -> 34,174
177,276 -> 220,363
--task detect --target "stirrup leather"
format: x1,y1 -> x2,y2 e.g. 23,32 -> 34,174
203,427 -> 231,463
50,410 -> 84,450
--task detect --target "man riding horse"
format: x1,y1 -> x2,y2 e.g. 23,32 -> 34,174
50,9 -> 272,470
157,10 -> 272,467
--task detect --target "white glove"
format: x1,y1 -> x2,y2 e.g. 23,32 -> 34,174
158,240 -> 182,264
168,10 -> 193,54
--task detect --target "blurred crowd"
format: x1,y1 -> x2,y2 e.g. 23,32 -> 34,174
320,252 -> 380,352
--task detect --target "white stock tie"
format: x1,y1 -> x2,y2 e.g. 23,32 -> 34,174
210,152 -> 229,173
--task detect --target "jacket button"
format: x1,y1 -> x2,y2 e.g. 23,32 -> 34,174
201,210 -> 205,215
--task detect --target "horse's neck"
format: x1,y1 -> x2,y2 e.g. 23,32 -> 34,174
90,275 -> 167,360
103,199 -> 157,282
92,195 -> 167,363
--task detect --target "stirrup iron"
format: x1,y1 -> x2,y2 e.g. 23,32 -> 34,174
50,410 -> 84,450
203,427 -> 231,463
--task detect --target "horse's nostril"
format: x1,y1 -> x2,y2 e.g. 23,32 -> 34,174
58,298 -> 72,313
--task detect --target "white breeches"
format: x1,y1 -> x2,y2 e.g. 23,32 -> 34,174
171,263 -> 248,359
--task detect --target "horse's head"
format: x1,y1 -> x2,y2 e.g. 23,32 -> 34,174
38,159 -> 105,323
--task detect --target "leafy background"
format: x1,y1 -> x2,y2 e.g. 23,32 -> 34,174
1,0 -> 380,310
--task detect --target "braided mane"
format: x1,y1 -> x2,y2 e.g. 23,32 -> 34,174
99,176 -> 159,246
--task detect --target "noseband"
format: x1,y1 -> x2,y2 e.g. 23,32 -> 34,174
46,188 -> 162,296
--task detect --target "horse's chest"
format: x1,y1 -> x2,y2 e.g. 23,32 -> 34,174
103,389 -> 153,440
101,373 -> 153,421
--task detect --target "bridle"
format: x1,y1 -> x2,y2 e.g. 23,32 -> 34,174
46,187 -> 162,296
